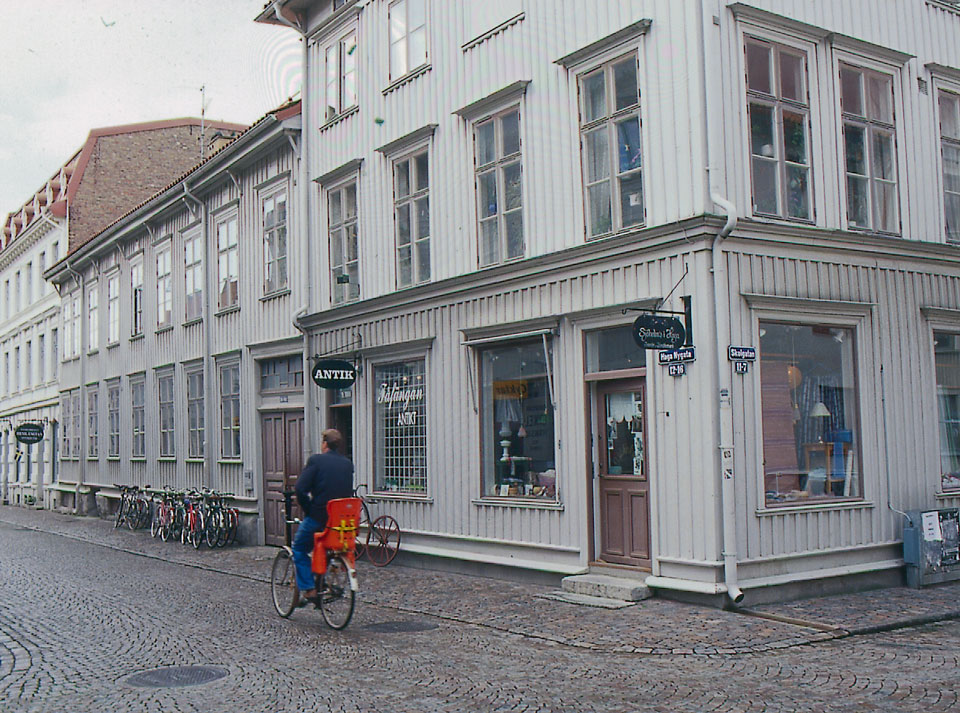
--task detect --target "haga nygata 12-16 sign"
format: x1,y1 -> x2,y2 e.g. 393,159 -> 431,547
15,423 -> 44,444
632,314 -> 686,350
311,359 -> 358,389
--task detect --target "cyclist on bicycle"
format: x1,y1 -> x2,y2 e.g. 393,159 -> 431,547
293,428 -> 354,606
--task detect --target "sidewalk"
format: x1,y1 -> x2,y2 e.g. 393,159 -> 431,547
3,504 -> 959,656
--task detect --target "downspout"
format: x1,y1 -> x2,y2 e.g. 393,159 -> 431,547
64,259 -> 85,514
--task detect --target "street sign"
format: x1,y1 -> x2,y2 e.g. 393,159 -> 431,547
728,346 -> 756,361
667,363 -> 686,377
734,361 -> 750,374
311,359 -> 357,389
632,314 -> 685,350
658,347 -> 696,365
15,423 -> 43,445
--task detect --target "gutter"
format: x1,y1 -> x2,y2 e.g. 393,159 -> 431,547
63,259 -> 85,514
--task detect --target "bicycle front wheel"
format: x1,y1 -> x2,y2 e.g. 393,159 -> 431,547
271,549 -> 299,618
319,555 -> 355,630
367,515 -> 401,567
150,505 -> 162,538
354,500 -> 371,560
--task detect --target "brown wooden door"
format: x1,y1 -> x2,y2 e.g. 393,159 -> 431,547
262,411 -> 304,546
596,379 -> 651,567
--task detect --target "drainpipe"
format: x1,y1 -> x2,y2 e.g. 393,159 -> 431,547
64,259 -> 85,514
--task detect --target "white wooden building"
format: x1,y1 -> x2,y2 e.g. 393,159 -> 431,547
251,0 -> 960,603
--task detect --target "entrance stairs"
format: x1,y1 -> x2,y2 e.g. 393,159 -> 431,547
540,569 -> 653,609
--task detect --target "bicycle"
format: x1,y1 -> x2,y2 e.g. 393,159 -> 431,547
114,484 -> 151,530
352,484 -> 401,567
271,490 -> 359,629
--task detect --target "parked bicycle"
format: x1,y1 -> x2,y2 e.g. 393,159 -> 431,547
271,489 -> 359,629
352,484 -> 401,567
114,484 -> 151,530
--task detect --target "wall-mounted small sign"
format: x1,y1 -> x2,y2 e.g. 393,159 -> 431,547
728,346 -> 756,361
632,314 -> 685,350
15,423 -> 44,445
667,363 -> 685,377
658,346 -> 696,365
734,361 -> 750,374
311,359 -> 358,389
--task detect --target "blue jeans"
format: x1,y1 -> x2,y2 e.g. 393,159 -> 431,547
292,515 -> 322,592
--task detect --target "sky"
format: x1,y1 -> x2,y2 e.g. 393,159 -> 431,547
0,0 -> 302,216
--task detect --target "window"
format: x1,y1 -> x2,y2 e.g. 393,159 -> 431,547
939,90 -> 960,242
585,325 -> 646,373
935,333 -> 960,491
87,284 -> 98,351
24,341 -> 31,388
263,191 -> 288,294
745,38 -> 812,220
158,371 -> 175,457
14,271 -> 19,314
394,149 -> 430,285
374,359 -> 427,493
156,244 -> 172,328
38,335 -> 45,383
14,346 -> 19,391
184,231 -> 203,321
580,53 -> 643,238
25,262 -> 32,304
108,381 -> 120,458
38,252 -> 45,288
388,0 -> 427,81
220,362 -> 241,459
259,355 -> 303,393
840,63 -> 899,233
68,293 -> 80,358
51,328 -> 58,378
325,31 -> 358,122
87,385 -> 99,459
479,340 -> 556,499
131,259 -> 143,336
186,368 -> 204,458
70,389 -> 81,458
759,322 -> 862,505
130,375 -> 145,458
60,389 -> 81,459
217,214 -> 239,309
476,109 -> 522,266
106,273 -> 119,344
328,181 -> 360,303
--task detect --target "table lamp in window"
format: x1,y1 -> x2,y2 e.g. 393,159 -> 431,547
810,401 -> 831,442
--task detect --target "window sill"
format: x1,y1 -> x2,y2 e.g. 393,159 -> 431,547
218,459 -> 243,465
383,64 -> 431,96
106,341 -> 119,350
216,305 -> 241,317
157,457 -> 176,463
756,499 -> 874,516
87,457 -> 99,461
183,317 -> 202,328
129,457 -> 147,462
156,325 -> 174,334
935,490 -> 960,499
472,497 -> 564,511
185,458 -> 205,464
749,212 -> 816,227
260,288 -> 291,302
87,349 -> 98,356
368,492 -> 433,504
129,333 -> 144,342
107,456 -> 120,462
845,224 -> 902,239
320,105 -> 359,132
586,223 -> 647,242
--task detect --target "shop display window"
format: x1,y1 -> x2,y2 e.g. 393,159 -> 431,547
374,359 -> 427,494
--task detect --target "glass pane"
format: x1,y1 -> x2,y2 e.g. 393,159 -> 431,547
409,0 -> 425,29
946,193 -> 960,242
345,224 -> 358,260
782,110 -> 807,164
480,219 -> 499,265
605,391 -> 644,476
584,127 -> 609,183
416,239 -> 431,281
415,152 -> 429,189
840,66 -> 863,116
867,73 -> 893,123
844,124 -> 866,176
935,333 -> 960,488
416,197 -> 429,239
476,120 -> 496,165
872,130 -> 896,180
613,58 -> 639,110
479,171 -> 498,218
501,111 -> 520,156
582,70 -> 606,123
945,145 -> 960,193
779,51 -> 805,102
873,181 -> 898,233
390,0 -> 406,41
398,245 -> 412,286
347,264 -> 359,299
330,228 -> 343,267
585,326 -> 645,372
410,27 -> 427,68
505,210 -> 523,259
588,182 -> 612,236
746,41 -> 771,94
396,160 -> 410,198
344,184 -> 357,218
847,175 -> 869,227
329,191 -> 342,225
785,165 -> 810,220
616,117 -> 642,173
752,158 -> 778,214
503,162 -> 522,210
941,93 -> 960,140
750,104 -> 775,158
396,204 -> 411,245
619,172 -> 644,227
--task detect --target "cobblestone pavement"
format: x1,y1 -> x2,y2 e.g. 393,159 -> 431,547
2,507 -> 960,711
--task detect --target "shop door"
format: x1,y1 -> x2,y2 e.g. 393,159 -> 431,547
595,380 -> 650,567
262,411 -> 304,546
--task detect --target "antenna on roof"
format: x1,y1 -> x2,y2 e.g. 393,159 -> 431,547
200,84 -> 206,161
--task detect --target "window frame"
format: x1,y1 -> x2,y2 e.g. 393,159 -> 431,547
393,145 -> 431,286
327,177 -> 360,304
87,383 -> 99,460
387,0 -> 429,82
219,359 -> 242,460
185,364 -> 205,459
157,369 -> 175,458
183,229 -> 203,322
106,271 -> 120,345
130,257 -> 144,338
371,355 -> 429,496
107,380 -> 120,459
130,373 -> 146,459
936,86 -> 960,243
87,282 -> 99,353
156,242 -> 173,329
324,29 -> 359,123
474,106 -> 524,267
216,212 -> 240,311
261,186 -> 289,296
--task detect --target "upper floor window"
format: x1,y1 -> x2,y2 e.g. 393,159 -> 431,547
840,63 -> 899,234
325,32 -> 358,122
745,38 -> 812,221
184,231 -> 203,321
263,190 -> 289,294
217,214 -> 239,309
87,285 -> 99,352
65,291 -> 80,359
394,148 -> 430,285
156,244 -> 172,328
130,259 -> 144,337
329,181 -> 360,304
106,273 -> 119,344
476,109 -> 523,266
939,90 -> 960,243
580,54 -> 643,238
24,262 -> 32,304
388,0 -> 427,81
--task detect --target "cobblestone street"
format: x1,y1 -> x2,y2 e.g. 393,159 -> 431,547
1,510 -> 959,712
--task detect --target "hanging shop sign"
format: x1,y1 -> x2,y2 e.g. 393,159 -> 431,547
657,347 -> 696,365
15,423 -> 44,445
632,314 -> 685,350
311,359 -> 358,389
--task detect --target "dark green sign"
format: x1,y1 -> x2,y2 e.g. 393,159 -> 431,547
15,423 -> 44,445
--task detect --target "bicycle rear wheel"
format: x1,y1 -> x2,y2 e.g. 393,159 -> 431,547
150,504 -> 162,538
367,515 -> 401,567
114,497 -> 126,529
318,555 -> 355,630
354,499 -> 372,560
271,549 -> 299,618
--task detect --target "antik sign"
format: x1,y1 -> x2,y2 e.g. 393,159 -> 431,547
311,359 -> 357,389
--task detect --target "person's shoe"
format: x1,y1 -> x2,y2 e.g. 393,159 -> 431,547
296,590 -> 318,607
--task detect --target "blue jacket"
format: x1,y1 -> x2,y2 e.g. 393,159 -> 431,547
295,451 -> 354,528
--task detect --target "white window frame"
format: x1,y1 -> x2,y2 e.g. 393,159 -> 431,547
371,354 -> 429,495
185,365 -> 205,459
474,107 -> 523,267
156,242 -> 173,329
183,229 -> 203,322
936,86 -> 960,243
327,178 -> 360,304
106,271 -> 120,345
130,257 -> 144,337
262,187 -> 289,295
157,369 -> 175,458
388,0 -> 428,81
393,145 -> 431,286
87,283 -> 99,353
130,374 -> 145,459
219,359 -> 241,460
324,29 -> 358,123
87,384 -> 99,459
216,213 -> 239,310
107,380 -> 120,459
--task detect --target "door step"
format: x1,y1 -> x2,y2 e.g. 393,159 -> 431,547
537,591 -> 637,609
560,573 -> 653,602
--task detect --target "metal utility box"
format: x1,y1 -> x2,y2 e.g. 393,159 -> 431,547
903,508 -> 960,588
